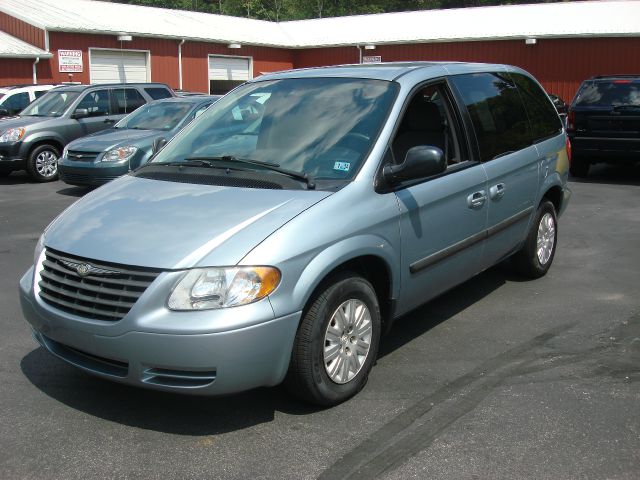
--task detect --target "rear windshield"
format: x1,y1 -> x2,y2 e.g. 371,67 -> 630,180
574,80 -> 640,107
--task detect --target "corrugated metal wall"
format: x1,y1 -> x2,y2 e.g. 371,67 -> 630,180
0,59 -> 35,86
293,37 -> 640,102
1,15 -> 639,102
183,42 -> 294,93
47,32 -> 180,87
0,12 -> 46,49
3,32 -> 294,91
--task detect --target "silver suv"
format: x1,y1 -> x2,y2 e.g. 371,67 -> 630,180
19,63 -> 571,405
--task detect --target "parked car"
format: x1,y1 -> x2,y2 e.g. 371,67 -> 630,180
0,83 -> 174,181
566,75 -> 640,177
58,95 -> 220,186
0,84 -> 57,118
19,62 -> 570,406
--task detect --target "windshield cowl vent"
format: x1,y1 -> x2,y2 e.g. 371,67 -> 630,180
134,170 -> 284,189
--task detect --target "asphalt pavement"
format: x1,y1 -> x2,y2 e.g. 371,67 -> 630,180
1,164 -> 638,480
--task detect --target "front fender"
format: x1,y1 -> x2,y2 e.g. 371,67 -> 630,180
20,132 -> 67,157
267,234 -> 401,319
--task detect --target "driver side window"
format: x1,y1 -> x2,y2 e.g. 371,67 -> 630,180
392,83 -> 463,167
75,89 -> 111,117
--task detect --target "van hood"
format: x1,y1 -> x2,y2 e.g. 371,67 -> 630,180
68,128 -> 165,152
44,175 -> 331,269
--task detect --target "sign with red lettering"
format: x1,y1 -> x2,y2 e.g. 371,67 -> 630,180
58,50 -> 83,73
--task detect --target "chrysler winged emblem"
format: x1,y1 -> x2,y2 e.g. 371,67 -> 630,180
59,259 -> 121,277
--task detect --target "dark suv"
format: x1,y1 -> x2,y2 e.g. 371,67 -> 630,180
0,83 -> 174,181
567,75 -> 640,177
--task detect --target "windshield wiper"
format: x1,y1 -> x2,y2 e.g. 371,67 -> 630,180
149,159 -> 228,169
186,155 -> 316,189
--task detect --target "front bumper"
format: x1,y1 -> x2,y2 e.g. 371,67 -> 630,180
20,265 -> 301,395
58,160 -> 129,186
0,142 -> 24,171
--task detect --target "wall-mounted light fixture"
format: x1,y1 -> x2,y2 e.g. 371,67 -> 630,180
364,45 -> 376,50
117,34 -> 133,42
228,43 -> 242,49
525,38 -> 537,45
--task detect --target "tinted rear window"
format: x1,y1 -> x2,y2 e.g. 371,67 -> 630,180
510,73 -> 563,142
450,72 -> 530,161
113,88 -> 146,114
145,87 -> 173,100
574,80 -> 640,107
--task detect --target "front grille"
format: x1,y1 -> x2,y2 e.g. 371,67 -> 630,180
59,171 -> 121,185
66,150 -> 101,162
38,248 -> 162,321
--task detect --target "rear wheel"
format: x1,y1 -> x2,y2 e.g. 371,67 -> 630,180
285,274 -> 381,406
513,201 -> 558,279
569,154 -> 590,178
27,144 -> 59,182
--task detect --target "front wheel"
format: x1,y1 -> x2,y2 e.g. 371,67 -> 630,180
27,144 -> 60,182
513,201 -> 558,279
285,274 -> 381,406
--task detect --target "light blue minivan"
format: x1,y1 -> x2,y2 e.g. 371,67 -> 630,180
20,62 -> 571,405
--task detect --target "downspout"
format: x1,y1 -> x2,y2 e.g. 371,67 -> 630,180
44,29 -> 50,53
33,57 -> 40,84
356,45 -> 363,64
178,39 -> 185,90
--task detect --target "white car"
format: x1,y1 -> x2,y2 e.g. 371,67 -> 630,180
0,84 -> 57,117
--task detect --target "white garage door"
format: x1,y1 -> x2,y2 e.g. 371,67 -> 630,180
208,56 -> 251,95
90,50 -> 149,84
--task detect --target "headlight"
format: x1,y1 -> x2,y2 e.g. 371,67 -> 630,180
102,145 -> 137,162
62,146 -> 69,159
168,266 -> 281,310
0,127 -> 25,143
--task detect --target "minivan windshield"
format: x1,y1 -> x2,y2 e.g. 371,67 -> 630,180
21,90 -> 80,117
151,77 -> 398,182
574,79 -> 640,107
115,101 -> 193,131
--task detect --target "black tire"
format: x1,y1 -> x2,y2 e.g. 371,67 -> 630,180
284,273 -> 381,406
513,201 -> 558,279
26,144 -> 60,182
569,154 -> 590,178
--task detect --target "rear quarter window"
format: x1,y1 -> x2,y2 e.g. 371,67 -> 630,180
145,87 -> 173,100
450,72 -> 531,161
509,72 -> 563,142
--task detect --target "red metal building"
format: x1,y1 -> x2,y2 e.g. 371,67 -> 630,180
1,0 -> 640,102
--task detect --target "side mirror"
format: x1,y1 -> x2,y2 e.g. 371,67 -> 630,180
152,137 -> 168,154
383,146 -> 446,185
72,108 -> 89,119
0,108 -> 9,116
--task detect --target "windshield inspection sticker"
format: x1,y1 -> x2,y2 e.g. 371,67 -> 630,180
334,161 -> 351,172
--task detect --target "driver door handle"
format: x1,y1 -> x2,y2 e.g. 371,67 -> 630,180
467,190 -> 487,209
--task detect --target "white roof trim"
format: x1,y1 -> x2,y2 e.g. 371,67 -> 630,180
1,0 -> 639,48
0,30 -> 51,58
